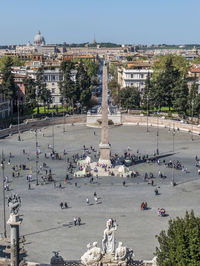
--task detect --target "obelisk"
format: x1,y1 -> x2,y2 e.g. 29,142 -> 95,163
99,63 -> 111,165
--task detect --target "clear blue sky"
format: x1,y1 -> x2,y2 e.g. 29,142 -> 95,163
0,0 -> 200,45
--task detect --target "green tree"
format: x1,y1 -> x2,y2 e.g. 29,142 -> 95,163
142,72 -> 153,109
24,77 -> 37,108
59,61 -> 76,111
36,66 -> 51,113
152,56 -> 185,111
156,210 -> 200,266
76,61 -> 91,109
172,78 -> 188,115
1,56 -> 17,103
0,56 -> 24,71
118,87 -> 141,110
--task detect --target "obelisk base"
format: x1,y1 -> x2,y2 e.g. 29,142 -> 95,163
99,143 -> 111,166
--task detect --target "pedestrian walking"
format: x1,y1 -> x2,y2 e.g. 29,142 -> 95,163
94,196 -> 98,204
60,202 -> 63,209
78,217 -> 81,226
74,217 -> 77,226
64,202 -> 68,208
86,198 -> 89,205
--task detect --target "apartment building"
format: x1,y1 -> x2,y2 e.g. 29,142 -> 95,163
118,68 -> 153,92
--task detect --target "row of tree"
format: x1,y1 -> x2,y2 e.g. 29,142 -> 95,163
111,54 -> 200,116
0,56 -> 99,115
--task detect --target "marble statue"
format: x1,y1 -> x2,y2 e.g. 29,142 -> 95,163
115,242 -> 127,261
102,219 -> 117,254
114,242 -> 134,262
81,242 -> 102,265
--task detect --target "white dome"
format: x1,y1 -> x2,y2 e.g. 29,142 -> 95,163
34,30 -> 45,46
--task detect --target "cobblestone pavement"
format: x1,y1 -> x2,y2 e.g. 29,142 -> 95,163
0,124 -> 200,264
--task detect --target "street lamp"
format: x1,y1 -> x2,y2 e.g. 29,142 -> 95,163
17,100 -> 21,141
52,111 -> 55,153
156,114 -> 159,155
146,95 -> 149,133
191,99 -> 194,141
171,164 -> 175,186
1,151 -> 7,238
35,129 -> 39,185
63,108 -> 65,134
172,122 -> 175,153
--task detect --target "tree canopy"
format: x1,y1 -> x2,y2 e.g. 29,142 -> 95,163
118,87 -> 141,110
156,210 -> 200,266
1,56 -> 17,101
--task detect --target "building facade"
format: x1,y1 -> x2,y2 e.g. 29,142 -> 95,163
119,68 -> 153,92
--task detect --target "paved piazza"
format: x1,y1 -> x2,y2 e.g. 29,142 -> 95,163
1,124 -> 200,264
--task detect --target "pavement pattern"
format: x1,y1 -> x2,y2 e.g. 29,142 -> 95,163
0,124 -> 200,264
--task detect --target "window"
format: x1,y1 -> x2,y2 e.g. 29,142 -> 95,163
52,97 -> 55,103
52,88 -> 55,93
140,74 -> 144,78
52,83 -> 54,85
131,74 -> 133,78
52,75 -> 55,81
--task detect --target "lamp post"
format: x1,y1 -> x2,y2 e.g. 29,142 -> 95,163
35,129 -> 39,185
156,114 -> 159,155
17,100 -> 21,141
63,108 -> 65,134
171,165 -> 175,186
52,111 -> 55,153
1,151 -> 7,238
191,99 -> 194,141
146,95 -> 149,133
172,122 -> 175,152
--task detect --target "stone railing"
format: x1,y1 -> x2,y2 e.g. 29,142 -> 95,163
122,114 -> 200,135
1,113 -> 199,139
0,115 -> 86,139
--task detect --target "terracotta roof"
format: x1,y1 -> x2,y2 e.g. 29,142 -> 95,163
190,67 -> 200,73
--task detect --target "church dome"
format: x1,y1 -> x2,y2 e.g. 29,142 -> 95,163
34,30 -> 45,46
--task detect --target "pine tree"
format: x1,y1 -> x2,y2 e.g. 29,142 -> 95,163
59,61 -> 76,112
156,210 -> 200,266
36,66 -> 51,113
76,61 -> 91,109
24,77 -> 37,108
1,56 -> 17,102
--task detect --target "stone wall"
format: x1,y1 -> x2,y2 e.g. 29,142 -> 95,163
1,113 -> 199,140
0,115 -> 86,139
122,114 -> 200,135
87,112 -> 122,125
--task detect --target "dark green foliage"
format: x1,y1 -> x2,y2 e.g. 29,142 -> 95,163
118,87 -> 141,110
76,61 -> 91,108
59,60 -> 92,111
24,77 -> 37,108
1,56 -> 17,101
59,61 -> 76,106
36,65 -> 52,113
151,56 -> 189,113
156,210 -> 200,266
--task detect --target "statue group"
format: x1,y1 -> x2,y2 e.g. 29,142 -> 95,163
81,219 -> 134,266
